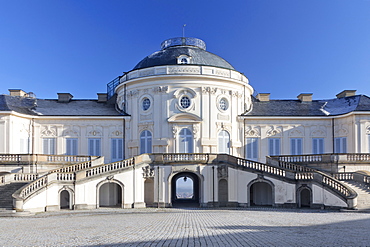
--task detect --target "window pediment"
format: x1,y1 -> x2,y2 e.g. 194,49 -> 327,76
168,113 -> 202,123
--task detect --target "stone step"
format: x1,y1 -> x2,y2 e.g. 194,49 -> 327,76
0,183 -> 27,209
341,181 -> 370,209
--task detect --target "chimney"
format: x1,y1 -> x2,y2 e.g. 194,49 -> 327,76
256,93 -> 270,102
9,89 -> 28,97
297,93 -> 312,102
57,93 -> 73,103
336,90 -> 357,99
97,93 -> 108,103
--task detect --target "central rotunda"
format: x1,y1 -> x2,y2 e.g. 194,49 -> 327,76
114,37 -> 253,158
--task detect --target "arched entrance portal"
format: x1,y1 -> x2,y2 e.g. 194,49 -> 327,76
60,190 -> 70,209
250,182 -> 273,206
99,182 -> 122,207
299,188 -> 311,208
171,172 -> 200,207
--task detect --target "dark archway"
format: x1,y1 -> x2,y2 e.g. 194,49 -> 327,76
299,188 -> 311,208
99,182 -> 122,207
250,182 -> 273,206
218,179 -> 228,207
171,172 -> 200,207
60,190 -> 70,209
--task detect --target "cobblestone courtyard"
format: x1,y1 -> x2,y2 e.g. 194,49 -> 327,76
1,208 -> 370,246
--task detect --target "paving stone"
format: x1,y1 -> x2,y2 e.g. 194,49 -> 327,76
0,208 -> 369,246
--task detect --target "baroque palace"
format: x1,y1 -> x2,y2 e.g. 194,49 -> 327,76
1,37 -> 370,213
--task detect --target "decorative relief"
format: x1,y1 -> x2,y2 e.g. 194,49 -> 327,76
153,86 -> 168,93
335,125 -> 348,137
289,127 -> 304,137
366,126 -> 370,134
142,166 -> 155,178
86,126 -> 103,137
218,165 -> 228,179
63,126 -> 80,137
245,126 -> 260,137
41,126 -> 57,137
217,113 -> 229,121
127,90 -> 139,98
216,122 -> 231,133
266,126 -> 282,137
139,69 -> 155,77
138,122 -> 153,133
140,113 -> 153,121
168,67 -> 200,74
311,126 -> 327,137
201,87 -> 217,94
192,124 -> 200,139
215,69 -> 230,77
109,129 -> 123,137
172,125 -> 178,138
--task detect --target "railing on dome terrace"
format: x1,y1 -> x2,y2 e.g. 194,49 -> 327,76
267,156 -> 357,200
107,76 -> 121,100
163,153 -> 209,163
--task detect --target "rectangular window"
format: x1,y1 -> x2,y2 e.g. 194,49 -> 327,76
268,138 -> 281,156
246,138 -> 258,160
312,138 -> 324,154
43,138 -> 56,155
334,137 -> 347,153
290,138 -> 303,155
111,138 -> 123,162
66,138 -> 78,155
88,138 -> 101,156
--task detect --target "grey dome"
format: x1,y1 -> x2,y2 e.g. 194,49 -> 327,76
133,37 -> 235,70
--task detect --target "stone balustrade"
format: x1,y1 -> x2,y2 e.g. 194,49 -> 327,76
163,154 -> 209,163
119,65 -> 249,85
237,158 -> 286,177
268,156 -> 357,201
295,172 -> 314,180
0,154 -> 94,164
84,158 -> 135,178
57,173 -> 76,181
347,154 -> 370,162
19,176 -> 48,199
333,173 -> 354,180
0,173 -> 39,185
275,155 -> 323,163
53,160 -> 92,173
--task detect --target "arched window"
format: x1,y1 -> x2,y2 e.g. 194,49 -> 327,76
179,128 -> 193,153
140,130 -> 152,154
218,130 -> 230,154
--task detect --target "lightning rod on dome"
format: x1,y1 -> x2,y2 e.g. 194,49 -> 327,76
182,24 -> 186,37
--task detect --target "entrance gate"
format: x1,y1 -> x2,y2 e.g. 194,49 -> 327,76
171,172 -> 199,207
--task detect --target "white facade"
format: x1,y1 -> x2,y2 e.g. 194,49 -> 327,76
1,37 -> 370,212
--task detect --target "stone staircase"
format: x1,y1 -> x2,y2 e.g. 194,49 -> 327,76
0,183 -> 27,210
342,181 -> 370,209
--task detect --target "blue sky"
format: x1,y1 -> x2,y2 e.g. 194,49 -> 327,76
1,0 -> 370,100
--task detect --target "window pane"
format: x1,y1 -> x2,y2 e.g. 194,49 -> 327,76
246,138 -> 258,160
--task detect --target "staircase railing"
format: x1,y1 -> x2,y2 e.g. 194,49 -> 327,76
267,156 -> 357,201
334,172 -> 370,185
0,173 -> 40,185
13,157 -> 104,201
